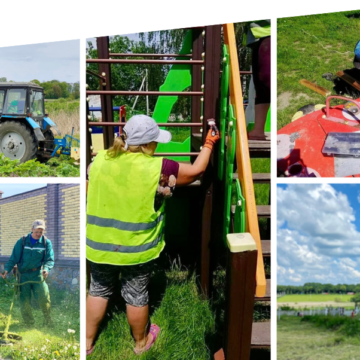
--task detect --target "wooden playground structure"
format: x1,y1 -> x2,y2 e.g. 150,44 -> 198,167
86,23 -> 271,359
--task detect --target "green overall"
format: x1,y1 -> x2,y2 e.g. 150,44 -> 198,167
5,234 -> 54,324
86,150 -> 165,266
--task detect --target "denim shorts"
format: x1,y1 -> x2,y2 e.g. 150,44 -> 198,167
88,260 -> 154,307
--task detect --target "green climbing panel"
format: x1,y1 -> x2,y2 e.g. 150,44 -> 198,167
218,45 -> 229,181
153,30 -> 196,162
234,179 -> 246,233
223,104 -> 237,244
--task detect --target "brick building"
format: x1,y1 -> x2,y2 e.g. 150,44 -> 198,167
0,184 -> 80,289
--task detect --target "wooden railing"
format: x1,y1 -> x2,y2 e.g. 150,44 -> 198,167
223,23 -> 266,298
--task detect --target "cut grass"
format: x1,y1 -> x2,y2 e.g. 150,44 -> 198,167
277,11 -> 360,129
278,294 -> 355,303
278,316 -> 360,360
0,280 -> 80,359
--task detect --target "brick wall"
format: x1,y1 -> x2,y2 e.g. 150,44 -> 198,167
0,184 -> 80,290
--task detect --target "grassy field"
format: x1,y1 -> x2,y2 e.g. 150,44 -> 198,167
0,279 -> 80,360
278,294 -> 355,303
277,10 -> 360,129
278,316 -> 360,360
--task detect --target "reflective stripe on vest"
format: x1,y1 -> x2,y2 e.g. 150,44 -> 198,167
86,233 -> 162,253
87,213 -> 164,232
86,151 -> 165,266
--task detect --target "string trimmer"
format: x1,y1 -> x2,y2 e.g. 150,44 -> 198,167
0,276 -> 45,345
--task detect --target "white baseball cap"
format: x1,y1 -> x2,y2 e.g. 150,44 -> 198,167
123,115 -> 172,146
32,219 -> 45,230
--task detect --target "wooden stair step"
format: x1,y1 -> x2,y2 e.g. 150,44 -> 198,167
251,321 -> 271,348
257,205 -> 271,218
233,172 -> 271,184
261,240 -> 270,257
249,138 -> 271,158
255,279 -> 271,302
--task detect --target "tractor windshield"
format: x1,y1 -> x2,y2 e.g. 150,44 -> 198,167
0,91 -> 4,113
30,90 -> 44,117
3,89 -> 27,115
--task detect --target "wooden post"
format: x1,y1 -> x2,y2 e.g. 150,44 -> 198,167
96,36 -> 114,149
224,233 -> 258,360
200,25 -> 222,296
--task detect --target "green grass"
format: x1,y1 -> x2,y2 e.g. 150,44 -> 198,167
278,316 -> 360,360
0,154 -> 80,177
302,314 -> 360,336
277,11 -> 360,129
90,268 -> 216,360
251,158 -> 270,205
278,294 -> 354,303
0,279 -> 80,359
89,263 -> 270,360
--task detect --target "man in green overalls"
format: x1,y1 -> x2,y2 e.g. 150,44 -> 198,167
1,220 -> 54,326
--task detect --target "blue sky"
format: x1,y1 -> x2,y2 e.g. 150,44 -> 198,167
0,40 -> 79,83
0,184 -> 46,198
277,184 -> 360,285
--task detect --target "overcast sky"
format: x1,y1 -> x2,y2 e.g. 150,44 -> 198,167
0,184 -> 46,198
277,184 -> 360,285
0,40 -> 79,83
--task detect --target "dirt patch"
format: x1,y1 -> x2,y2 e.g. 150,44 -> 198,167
278,92 -> 311,110
278,91 -> 293,110
278,301 -> 354,308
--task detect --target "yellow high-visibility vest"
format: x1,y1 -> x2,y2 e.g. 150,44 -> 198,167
86,150 -> 165,265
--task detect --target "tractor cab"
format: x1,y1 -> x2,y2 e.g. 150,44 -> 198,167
0,82 -> 51,127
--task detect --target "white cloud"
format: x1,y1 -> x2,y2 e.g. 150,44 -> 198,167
277,184 -> 360,285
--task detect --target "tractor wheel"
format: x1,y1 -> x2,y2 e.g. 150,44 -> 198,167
37,130 -> 55,162
0,121 -> 37,163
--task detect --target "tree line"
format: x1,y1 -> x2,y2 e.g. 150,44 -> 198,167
0,77 -> 80,100
277,283 -> 360,295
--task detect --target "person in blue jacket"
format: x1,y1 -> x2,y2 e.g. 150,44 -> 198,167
0,219 -> 54,326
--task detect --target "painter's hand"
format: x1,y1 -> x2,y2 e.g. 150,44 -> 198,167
203,121 -> 220,151
1,271 -> 8,279
42,270 -> 48,280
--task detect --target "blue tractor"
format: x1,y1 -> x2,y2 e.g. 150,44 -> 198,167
0,82 -> 78,163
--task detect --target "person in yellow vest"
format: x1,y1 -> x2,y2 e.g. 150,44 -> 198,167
86,115 -> 219,355
247,20 -> 271,141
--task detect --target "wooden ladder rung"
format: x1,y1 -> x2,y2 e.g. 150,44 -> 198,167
261,240 -> 270,257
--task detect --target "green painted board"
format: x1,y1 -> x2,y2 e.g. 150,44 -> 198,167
153,31 -> 195,162
234,179 -> 246,233
223,104 -> 237,244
